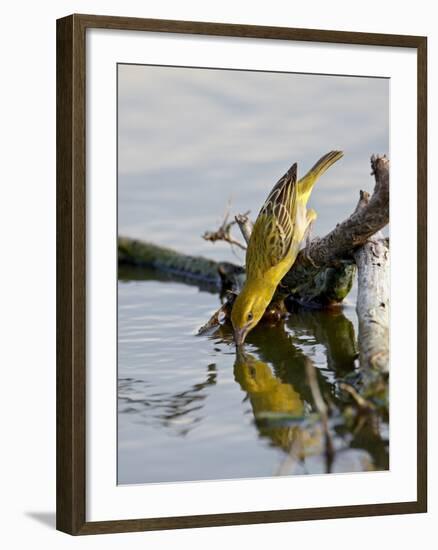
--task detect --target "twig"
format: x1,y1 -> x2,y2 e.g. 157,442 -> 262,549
197,292 -> 237,335
235,213 -> 253,245
197,304 -> 229,335
202,204 -> 249,251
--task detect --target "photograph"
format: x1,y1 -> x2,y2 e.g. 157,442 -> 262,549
116,63 -> 390,485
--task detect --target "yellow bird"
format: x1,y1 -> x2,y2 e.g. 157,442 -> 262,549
231,151 -> 343,346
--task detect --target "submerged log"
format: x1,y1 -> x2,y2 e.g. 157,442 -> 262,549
118,237 -> 245,292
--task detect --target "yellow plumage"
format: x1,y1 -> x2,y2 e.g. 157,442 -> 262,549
231,151 -> 343,345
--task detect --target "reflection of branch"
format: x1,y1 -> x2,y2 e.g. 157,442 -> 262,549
275,436 -> 302,476
305,358 -> 334,473
287,309 -> 357,375
339,383 -> 375,412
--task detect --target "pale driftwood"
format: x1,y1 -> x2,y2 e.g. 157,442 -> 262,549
354,233 -> 390,372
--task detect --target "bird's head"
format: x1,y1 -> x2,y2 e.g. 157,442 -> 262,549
231,286 -> 270,347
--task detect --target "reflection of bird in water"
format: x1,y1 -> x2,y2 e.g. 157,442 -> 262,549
234,349 -> 306,452
235,349 -> 303,416
211,312 -> 385,472
231,151 -> 344,345
234,349 -> 339,474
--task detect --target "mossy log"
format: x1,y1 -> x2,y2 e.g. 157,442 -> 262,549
118,236 -> 245,292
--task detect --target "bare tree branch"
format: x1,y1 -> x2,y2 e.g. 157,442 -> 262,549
293,155 -> 389,270
202,204 -> 249,251
235,213 -> 253,245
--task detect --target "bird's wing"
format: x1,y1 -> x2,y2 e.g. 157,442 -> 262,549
246,163 -> 298,277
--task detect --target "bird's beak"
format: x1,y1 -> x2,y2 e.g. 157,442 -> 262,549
234,326 -> 249,347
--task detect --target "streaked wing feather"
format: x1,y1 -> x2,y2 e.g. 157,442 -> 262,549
246,164 -> 298,276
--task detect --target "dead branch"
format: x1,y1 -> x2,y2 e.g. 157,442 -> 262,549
292,155 -> 389,270
202,205 -> 249,251
235,213 -> 253,245
275,155 -> 388,307
197,303 -> 229,335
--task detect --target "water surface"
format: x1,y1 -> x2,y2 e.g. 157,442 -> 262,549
117,265 -> 387,484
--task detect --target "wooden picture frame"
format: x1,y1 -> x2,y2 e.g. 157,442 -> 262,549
56,13 -> 427,535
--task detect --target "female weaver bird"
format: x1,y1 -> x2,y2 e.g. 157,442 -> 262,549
231,150 -> 343,346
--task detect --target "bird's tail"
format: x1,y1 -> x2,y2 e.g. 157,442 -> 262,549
298,151 -> 344,199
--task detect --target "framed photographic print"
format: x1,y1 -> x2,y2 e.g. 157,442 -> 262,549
56,14 -> 427,535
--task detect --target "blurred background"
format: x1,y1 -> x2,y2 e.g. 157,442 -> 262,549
118,64 -> 389,263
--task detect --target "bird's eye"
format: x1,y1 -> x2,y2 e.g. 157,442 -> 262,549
247,312 -> 253,322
